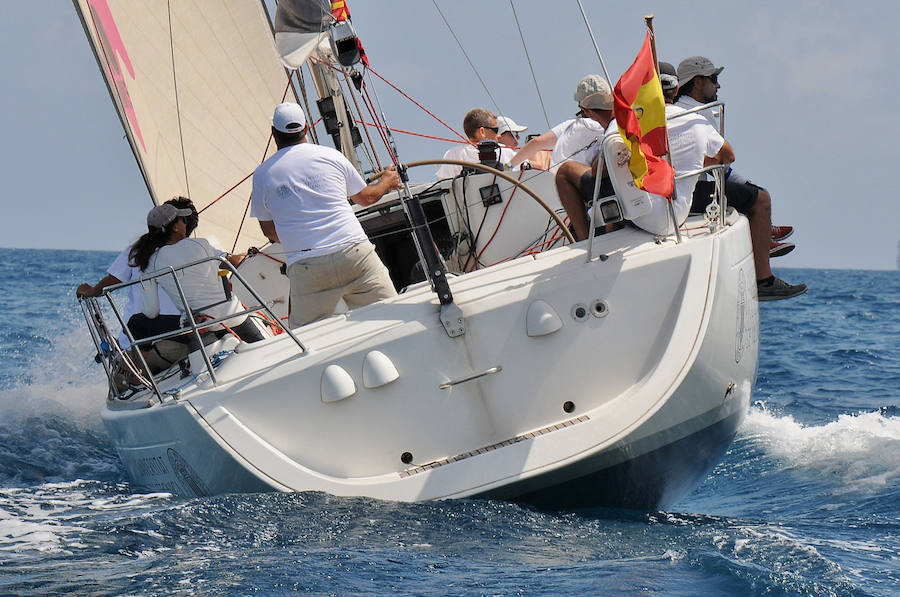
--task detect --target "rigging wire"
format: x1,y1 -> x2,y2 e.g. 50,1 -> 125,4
364,65 -> 467,142
295,68 -> 320,145
509,1 -> 551,130
340,69 -> 383,171
431,0 -> 502,116
167,0 -> 191,199
575,0 -> 612,86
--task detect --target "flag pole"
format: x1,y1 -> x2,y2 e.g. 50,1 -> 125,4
644,15 -> 682,243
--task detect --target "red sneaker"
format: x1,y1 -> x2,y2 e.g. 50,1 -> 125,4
770,241 -> 795,258
771,225 -> 794,242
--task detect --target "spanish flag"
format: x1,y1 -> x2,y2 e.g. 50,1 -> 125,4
613,33 -> 674,198
331,1 -> 350,21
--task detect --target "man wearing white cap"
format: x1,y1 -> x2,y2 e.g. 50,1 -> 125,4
251,102 -> 402,328
496,116 -> 527,148
510,74 -> 615,240
675,56 -> 806,301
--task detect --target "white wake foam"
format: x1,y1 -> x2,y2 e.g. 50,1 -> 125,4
742,404 -> 900,489
0,322 -> 107,426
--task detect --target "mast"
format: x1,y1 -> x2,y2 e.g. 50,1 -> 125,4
308,63 -> 364,172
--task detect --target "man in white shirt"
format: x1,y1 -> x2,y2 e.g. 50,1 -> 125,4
511,75 -> 615,240
675,56 -> 805,300
435,108 -> 515,179
251,102 -> 402,328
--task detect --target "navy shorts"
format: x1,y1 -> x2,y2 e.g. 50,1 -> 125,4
579,172 -> 615,203
691,170 -> 763,216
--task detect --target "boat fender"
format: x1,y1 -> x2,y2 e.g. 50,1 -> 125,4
140,277 -> 160,318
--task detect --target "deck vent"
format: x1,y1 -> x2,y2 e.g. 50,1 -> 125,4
526,300 -> 563,337
362,351 -> 400,388
321,365 -> 357,403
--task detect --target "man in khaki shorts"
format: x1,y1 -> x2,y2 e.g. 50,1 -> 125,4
251,102 -> 402,328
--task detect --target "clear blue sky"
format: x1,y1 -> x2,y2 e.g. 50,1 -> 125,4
2,1 -> 898,270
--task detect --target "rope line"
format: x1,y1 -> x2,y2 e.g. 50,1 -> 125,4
365,65 -> 467,142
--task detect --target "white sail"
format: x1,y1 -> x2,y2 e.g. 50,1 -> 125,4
73,0 -> 293,250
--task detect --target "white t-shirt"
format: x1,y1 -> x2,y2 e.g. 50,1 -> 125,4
435,143 -> 516,178
550,118 -> 605,171
147,238 -> 246,327
108,243 -> 180,348
251,143 -> 369,264
609,105 -> 725,235
675,95 -> 719,129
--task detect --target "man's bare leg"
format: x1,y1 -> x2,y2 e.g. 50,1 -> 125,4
750,190 -> 773,280
555,162 -> 592,241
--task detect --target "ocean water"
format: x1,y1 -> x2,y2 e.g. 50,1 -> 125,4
0,247 -> 898,596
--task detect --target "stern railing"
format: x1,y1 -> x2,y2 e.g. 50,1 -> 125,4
80,256 -> 305,400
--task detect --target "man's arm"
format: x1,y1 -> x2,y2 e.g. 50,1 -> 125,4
510,130 -> 557,167
76,273 -> 122,298
704,140 -> 735,166
350,165 -> 402,206
259,220 -> 279,244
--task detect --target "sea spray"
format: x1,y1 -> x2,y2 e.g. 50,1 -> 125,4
742,402 -> 900,490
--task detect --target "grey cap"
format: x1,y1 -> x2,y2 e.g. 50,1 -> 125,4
573,74 -> 613,110
147,204 -> 192,230
658,61 -> 678,91
677,56 -> 723,86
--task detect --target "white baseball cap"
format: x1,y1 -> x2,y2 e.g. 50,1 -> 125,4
497,116 -> 527,135
272,102 -> 307,134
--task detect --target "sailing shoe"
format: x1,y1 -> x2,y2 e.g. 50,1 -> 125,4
757,276 -> 807,301
771,225 -> 794,241
770,240 -> 795,258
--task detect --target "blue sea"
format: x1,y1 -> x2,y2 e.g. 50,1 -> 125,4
1,248 -> 898,596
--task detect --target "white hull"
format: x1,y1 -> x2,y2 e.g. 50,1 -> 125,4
102,213 -> 757,509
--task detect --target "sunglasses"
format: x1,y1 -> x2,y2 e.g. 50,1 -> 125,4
705,74 -> 718,84
482,126 -> 499,133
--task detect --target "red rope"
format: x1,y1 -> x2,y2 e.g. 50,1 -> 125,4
474,170 -> 525,265
228,77 -> 292,252
365,65 -> 467,143
355,119 -> 472,145
198,171 -> 252,215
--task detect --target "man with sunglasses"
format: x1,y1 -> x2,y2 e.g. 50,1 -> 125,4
435,108 -> 515,179
676,56 -> 806,301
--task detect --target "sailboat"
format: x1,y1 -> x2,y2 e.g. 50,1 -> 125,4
74,0 -> 758,510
